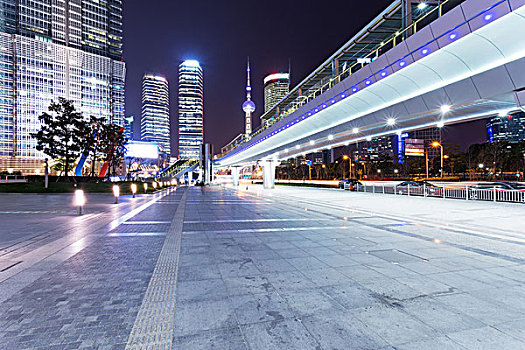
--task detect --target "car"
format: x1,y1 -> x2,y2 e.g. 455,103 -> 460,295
468,182 -> 525,200
395,180 -> 441,196
338,179 -> 362,191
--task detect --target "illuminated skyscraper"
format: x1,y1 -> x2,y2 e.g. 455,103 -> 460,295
124,116 -> 134,141
141,74 -> 170,156
178,60 -> 204,159
487,112 -> 525,143
0,0 -> 125,174
264,73 -> 290,113
242,58 -> 255,135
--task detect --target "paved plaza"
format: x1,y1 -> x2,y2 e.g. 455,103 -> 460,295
0,185 -> 525,349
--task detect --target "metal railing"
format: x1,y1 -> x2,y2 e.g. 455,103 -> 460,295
346,184 -> 525,204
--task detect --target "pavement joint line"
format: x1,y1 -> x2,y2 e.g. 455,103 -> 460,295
183,218 -> 334,223
182,225 -> 352,235
125,188 -> 188,349
122,221 -> 171,225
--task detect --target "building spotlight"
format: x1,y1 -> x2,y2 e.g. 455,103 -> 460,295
387,118 -> 396,126
440,105 -> 451,114
131,183 -> 137,198
113,185 -> 120,204
418,2 -> 428,10
74,189 -> 85,215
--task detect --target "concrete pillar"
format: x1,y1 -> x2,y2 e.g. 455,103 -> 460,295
232,167 -> 240,187
262,160 -> 277,190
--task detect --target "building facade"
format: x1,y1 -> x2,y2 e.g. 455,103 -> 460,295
263,73 -> 289,113
0,0 -> 125,174
178,60 -> 203,159
487,112 -> 525,143
140,74 -> 170,156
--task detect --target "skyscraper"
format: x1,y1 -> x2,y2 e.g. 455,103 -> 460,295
178,60 -> 204,159
141,74 -> 170,156
0,1 -> 125,174
487,112 -> 525,143
124,116 -> 135,142
242,59 -> 255,135
264,73 -> 290,113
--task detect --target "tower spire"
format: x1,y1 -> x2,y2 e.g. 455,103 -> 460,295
242,57 -> 255,135
246,57 -> 252,101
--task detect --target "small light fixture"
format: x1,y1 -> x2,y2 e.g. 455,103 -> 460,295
366,136 -> 372,141
421,48 -> 430,55
74,189 -> 85,215
328,134 -> 334,140
309,140 -> 315,145
387,118 -> 396,126
449,33 -> 458,40
131,183 -> 137,198
112,185 -> 120,204
399,61 -> 406,67
153,182 -> 157,189
352,127 -> 359,134
484,14 -> 493,21
437,121 -> 445,128
418,2 -> 428,10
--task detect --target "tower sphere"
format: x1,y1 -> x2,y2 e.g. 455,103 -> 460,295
243,100 -> 256,113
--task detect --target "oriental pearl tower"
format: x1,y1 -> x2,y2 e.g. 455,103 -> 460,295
242,58 -> 255,135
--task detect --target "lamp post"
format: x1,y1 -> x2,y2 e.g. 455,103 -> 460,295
342,155 -> 349,179
432,141 -> 444,179
113,185 -> 120,204
131,183 -> 137,198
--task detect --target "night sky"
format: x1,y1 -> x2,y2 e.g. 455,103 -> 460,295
123,0 -> 486,156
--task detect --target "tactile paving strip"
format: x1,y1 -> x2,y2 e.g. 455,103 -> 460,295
125,189 -> 187,349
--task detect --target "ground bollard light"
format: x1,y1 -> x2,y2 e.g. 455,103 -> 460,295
153,182 -> 157,189
143,183 -> 148,192
75,189 -> 85,215
113,185 -> 120,204
131,183 -> 137,198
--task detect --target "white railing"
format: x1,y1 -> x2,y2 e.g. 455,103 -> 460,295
349,184 -> 525,204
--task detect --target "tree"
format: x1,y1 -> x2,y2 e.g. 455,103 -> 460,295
81,116 -> 105,177
31,98 -> 86,176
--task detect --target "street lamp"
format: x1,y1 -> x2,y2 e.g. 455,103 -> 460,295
343,155 -> 349,179
74,189 -> 85,215
432,141 -> 444,179
131,183 -> 137,198
113,185 -> 120,204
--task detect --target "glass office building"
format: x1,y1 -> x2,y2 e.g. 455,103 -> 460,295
141,74 -> 170,157
487,112 -> 525,143
178,60 -> 203,159
0,0 -> 125,174
264,73 -> 290,113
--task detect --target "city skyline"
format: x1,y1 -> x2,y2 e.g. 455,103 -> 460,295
122,0 -> 488,153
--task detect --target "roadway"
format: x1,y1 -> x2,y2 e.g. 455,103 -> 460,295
0,186 -> 524,349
